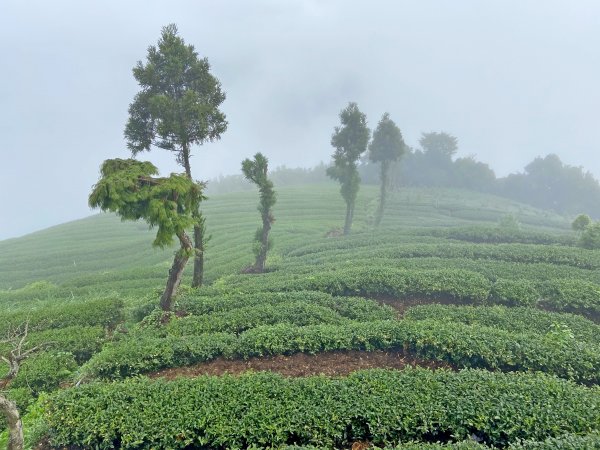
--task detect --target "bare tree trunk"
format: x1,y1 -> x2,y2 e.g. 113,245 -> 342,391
160,231 -> 193,311
374,162 -> 389,227
0,396 -> 23,450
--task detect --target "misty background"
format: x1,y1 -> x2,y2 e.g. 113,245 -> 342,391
1,0 -> 599,240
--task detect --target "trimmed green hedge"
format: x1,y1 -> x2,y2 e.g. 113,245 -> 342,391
539,279 -> 600,317
0,297 -> 123,335
404,305 -> 600,345
82,319 -> 600,384
177,291 -> 395,322
46,369 -> 600,449
223,268 -> 492,302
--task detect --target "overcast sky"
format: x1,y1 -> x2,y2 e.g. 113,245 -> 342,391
1,0 -> 599,240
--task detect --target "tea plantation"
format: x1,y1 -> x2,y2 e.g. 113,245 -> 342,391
1,185 -> 599,449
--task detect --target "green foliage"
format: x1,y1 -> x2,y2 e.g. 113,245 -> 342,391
83,318 -> 600,383
489,279 -> 539,306
369,112 -> 406,226
46,369 -> 600,449
0,297 -> 123,336
177,291 -> 394,322
404,304 -> 600,345
369,113 -> 405,164
419,132 -> 458,161
539,279 -> 600,316
572,213 -> 592,232
580,221 -> 600,249
327,102 -> 371,234
11,352 -> 77,395
89,158 -> 204,248
241,152 -> 277,268
25,326 -> 106,363
125,23 -> 227,158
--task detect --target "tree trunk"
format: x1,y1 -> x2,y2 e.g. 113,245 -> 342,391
375,162 -> 389,227
0,395 -> 23,450
343,202 -> 354,236
181,144 -> 206,289
160,231 -> 193,311
192,216 -> 205,287
255,213 -> 272,272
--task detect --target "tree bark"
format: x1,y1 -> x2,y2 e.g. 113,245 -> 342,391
255,213 -> 272,272
343,202 -> 354,236
0,395 -> 23,450
181,143 -> 206,289
192,216 -> 205,287
160,231 -> 193,311
374,162 -> 389,227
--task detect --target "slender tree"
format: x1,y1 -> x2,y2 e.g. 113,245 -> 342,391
1,323 -> 49,450
89,159 -> 204,311
125,24 -> 227,288
327,102 -> 371,235
368,113 -> 406,226
241,153 -> 276,273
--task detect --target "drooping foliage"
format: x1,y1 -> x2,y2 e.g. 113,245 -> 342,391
327,102 -> 370,235
241,153 -> 276,272
89,159 -> 203,249
124,23 -> 227,288
89,159 -> 205,310
368,112 -> 405,226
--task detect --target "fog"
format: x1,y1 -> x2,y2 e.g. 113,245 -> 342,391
1,0 -> 599,240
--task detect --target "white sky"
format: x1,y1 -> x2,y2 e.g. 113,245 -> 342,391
1,0 -> 599,239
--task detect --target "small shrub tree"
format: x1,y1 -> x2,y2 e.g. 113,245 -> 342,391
241,153 -> 276,273
327,102 -> 371,235
89,159 -> 204,311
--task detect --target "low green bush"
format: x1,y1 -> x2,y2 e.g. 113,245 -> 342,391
224,268 -> 492,303
0,297 -> 123,335
489,279 -> 539,306
177,291 -> 395,322
167,302 -> 350,336
11,351 -> 77,395
539,279 -> 600,317
45,369 -> 600,449
25,326 -> 106,363
404,304 -> 600,345
82,319 -> 600,384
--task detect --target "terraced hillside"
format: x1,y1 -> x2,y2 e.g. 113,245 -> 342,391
1,185 -> 599,449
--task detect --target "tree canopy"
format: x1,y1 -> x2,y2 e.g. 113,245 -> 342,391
125,24 -> 227,169
369,113 -> 405,164
419,132 -> 458,161
88,159 -> 204,248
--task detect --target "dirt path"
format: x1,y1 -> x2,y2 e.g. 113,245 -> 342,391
149,349 -> 453,379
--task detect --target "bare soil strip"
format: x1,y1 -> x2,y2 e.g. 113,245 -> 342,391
148,349 -> 453,380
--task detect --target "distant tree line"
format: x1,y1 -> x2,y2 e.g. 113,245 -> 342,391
359,135 -> 600,219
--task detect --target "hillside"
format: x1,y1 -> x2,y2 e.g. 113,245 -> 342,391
2,185 -> 600,449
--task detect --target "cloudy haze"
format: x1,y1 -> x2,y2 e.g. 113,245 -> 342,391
1,0 -> 599,239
